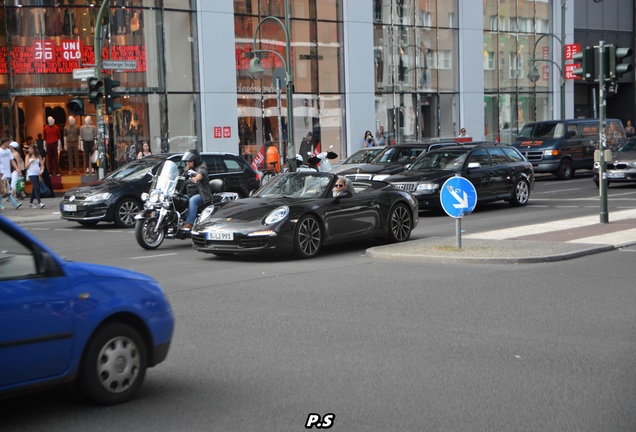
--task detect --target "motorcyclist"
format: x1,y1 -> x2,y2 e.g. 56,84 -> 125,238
181,149 -> 212,230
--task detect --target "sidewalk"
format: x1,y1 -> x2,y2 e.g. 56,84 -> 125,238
1,195 -> 64,224
367,209 -> 636,264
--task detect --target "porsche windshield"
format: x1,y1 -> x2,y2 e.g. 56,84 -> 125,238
254,173 -> 333,198
408,150 -> 468,171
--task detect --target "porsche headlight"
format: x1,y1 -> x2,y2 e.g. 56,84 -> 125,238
264,206 -> 289,225
85,192 -> 112,202
199,205 -> 215,223
416,183 -> 439,194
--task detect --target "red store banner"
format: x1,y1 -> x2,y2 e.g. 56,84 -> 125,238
0,39 -> 147,75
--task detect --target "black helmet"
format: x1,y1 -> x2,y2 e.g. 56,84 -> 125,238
182,149 -> 201,165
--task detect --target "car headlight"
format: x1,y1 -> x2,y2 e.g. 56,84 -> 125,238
593,162 -> 600,169
199,205 -> 215,223
85,192 -> 112,202
373,174 -> 390,181
141,192 -> 149,201
416,183 -> 439,194
264,206 -> 289,225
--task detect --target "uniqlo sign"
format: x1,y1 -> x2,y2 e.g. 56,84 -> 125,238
33,41 -> 54,62
223,127 -> 231,138
565,64 -> 579,80
542,66 -> 550,80
564,44 -> 581,60
213,127 -> 222,138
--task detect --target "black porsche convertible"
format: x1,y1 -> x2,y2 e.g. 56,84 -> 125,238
191,172 -> 419,258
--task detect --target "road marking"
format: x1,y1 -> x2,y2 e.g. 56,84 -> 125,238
131,253 -> 179,259
465,208 -> 636,240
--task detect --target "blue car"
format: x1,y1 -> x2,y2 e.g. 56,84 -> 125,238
0,216 -> 174,405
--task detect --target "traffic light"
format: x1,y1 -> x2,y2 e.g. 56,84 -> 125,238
66,98 -> 84,115
608,45 -> 633,80
104,77 -> 123,114
572,46 -> 596,82
87,77 -> 104,104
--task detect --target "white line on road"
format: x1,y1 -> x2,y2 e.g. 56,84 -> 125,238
131,253 -> 179,259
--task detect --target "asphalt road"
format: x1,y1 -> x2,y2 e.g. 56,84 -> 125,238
3,173 -> 636,431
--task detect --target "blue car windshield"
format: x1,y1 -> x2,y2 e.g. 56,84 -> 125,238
254,173 -> 333,198
105,159 -> 160,182
409,150 -> 468,171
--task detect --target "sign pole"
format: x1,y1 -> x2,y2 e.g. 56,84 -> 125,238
456,218 -> 461,249
93,0 -> 109,179
598,41 -> 609,224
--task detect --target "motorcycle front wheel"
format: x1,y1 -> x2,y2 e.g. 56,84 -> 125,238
135,218 -> 166,250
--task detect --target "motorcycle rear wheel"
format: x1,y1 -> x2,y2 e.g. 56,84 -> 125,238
135,218 -> 166,250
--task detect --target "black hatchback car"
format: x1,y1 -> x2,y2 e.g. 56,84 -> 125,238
60,152 -> 260,228
339,142 -> 459,181
385,142 -> 534,210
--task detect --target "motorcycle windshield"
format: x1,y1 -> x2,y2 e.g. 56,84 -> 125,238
153,160 -> 180,195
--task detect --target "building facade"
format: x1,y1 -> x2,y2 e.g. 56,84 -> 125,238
0,0 -> 632,170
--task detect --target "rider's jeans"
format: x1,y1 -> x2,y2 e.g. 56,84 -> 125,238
186,194 -> 203,225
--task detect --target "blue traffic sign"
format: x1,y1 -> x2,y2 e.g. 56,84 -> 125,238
440,176 -> 477,218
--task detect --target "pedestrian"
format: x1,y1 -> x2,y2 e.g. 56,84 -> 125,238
24,144 -> 46,209
362,130 -> 375,147
375,126 -> 386,146
64,115 -> 81,174
0,137 -> 22,210
136,141 -> 152,159
625,120 -> 635,136
9,140 -> 26,200
459,127 -> 467,137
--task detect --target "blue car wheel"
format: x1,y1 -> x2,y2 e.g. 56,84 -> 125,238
79,323 -> 148,405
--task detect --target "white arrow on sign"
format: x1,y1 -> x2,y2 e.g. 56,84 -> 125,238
446,185 -> 469,209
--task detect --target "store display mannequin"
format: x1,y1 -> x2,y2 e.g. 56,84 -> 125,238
43,116 -> 61,176
80,116 -> 98,175
64,116 -> 81,174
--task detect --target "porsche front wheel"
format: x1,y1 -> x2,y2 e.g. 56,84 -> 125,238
293,215 -> 322,258
388,203 -> 412,243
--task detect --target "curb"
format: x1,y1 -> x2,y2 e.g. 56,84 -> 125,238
366,237 -> 619,264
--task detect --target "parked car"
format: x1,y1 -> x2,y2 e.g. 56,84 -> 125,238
340,142 -> 459,181
385,142 -> 535,210
191,171 -> 419,258
60,152 -> 260,228
328,146 -> 386,175
511,118 -> 626,180
593,137 -> 636,187
0,215 -> 174,404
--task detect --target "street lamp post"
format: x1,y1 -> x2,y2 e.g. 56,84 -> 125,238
93,0 -> 110,179
248,1 -> 296,171
528,0 -> 567,120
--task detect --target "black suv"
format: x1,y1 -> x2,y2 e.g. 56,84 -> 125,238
60,152 -> 259,228
340,142 -> 459,181
385,142 -> 534,210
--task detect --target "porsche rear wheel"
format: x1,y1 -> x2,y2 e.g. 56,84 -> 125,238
388,203 -> 412,243
293,215 -> 322,258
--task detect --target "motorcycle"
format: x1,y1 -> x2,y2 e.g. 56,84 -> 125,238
296,147 -> 339,172
134,159 -> 238,250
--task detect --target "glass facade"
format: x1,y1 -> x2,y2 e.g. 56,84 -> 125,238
483,0 -> 553,143
0,0 -> 198,166
234,0 -> 344,167
373,0 -> 459,143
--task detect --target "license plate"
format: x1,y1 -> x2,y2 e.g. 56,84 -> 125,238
207,231 -> 234,241
63,204 -> 77,212
607,172 -> 625,179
